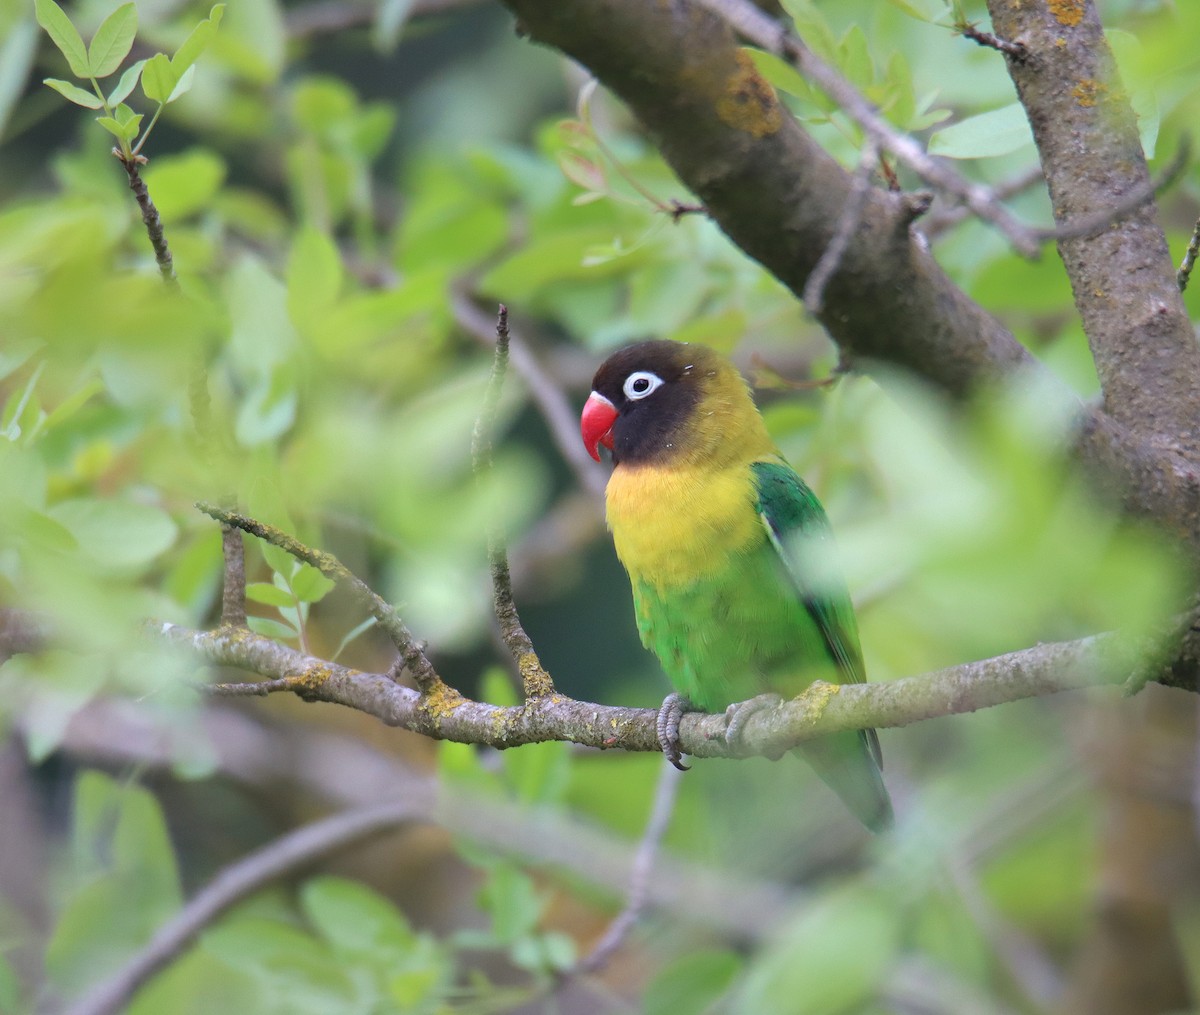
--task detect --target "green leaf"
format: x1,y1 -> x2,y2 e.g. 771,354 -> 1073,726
286,225 -> 343,325
171,4 -> 226,79
883,0 -> 949,22
140,52 -> 176,104
87,2 -> 137,78
95,115 -> 126,141
246,615 -> 298,640
928,102 -> 1034,159
142,147 -> 227,220
107,58 -> 145,105
34,0 -> 91,77
245,581 -> 295,607
746,48 -> 810,100
48,498 -> 177,574
644,950 -> 742,1015
166,63 -> 196,103
43,77 -> 104,108
289,564 -> 335,603
301,877 -> 416,957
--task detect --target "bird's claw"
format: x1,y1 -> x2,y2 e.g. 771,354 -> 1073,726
724,693 -> 784,755
656,692 -> 694,771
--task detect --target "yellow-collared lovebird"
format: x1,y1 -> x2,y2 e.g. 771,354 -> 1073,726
580,341 -> 893,832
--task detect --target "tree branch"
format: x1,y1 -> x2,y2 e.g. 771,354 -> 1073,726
194,503 -> 444,694
158,613 -> 1196,761
63,801 -> 423,1015
117,153 -> 176,285
469,305 -> 557,698
985,0 -> 1200,457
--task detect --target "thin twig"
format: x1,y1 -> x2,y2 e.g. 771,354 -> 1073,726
452,290 -> 607,499
692,0 -> 1042,257
62,801 -> 420,1015
957,20 -> 1028,62
284,0 -> 482,38
919,165 -> 1044,240
1177,215 -> 1200,292
117,152 -> 176,284
803,138 -> 878,315
575,761 -> 683,973
469,306 -> 557,698
194,503 -> 443,693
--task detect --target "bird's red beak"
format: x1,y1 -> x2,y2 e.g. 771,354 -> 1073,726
581,392 -> 617,462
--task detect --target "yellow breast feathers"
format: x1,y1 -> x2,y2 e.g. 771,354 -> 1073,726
605,461 -> 764,590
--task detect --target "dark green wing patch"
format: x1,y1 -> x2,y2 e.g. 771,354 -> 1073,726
752,460 -> 884,771
751,459 -> 865,685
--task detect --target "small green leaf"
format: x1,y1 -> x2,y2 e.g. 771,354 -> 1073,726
166,63 -> 196,103
290,564 -> 334,603
246,616 -> 298,640
43,77 -> 103,108
95,116 -> 126,141
928,102 -> 1033,159
883,0 -> 949,22
107,58 -> 145,105
286,225 -> 343,324
34,0 -> 91,77
140,52 -> 176,104
48,498 -> 177,573
87,2 -> 137,78
171,4 -> 225,79
245,581 -> 295,607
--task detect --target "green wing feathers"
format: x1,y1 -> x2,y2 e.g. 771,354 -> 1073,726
752,460 -> 893,832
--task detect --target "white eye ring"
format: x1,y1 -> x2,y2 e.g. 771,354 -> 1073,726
623,370 -> 664,401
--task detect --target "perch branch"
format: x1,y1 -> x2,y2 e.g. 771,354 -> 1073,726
157,613 -> 1196,760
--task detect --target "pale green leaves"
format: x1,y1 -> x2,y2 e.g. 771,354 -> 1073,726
35,0 -> 136,79
928,102 -> 1034,159
34,0 -> 91,78
37,1 -> 225,155
141,5 -> 225,104
43,78 -> 103,109
88,2 -> 138,77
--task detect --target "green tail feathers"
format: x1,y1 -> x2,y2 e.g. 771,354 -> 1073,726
797,731 -> 894,833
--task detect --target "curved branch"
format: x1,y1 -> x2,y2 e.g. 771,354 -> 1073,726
63,801 -> 423,1015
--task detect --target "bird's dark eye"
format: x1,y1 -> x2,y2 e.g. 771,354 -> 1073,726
623,370 -> 664,400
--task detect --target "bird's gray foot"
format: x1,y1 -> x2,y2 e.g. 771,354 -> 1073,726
724,693 -> 784,757
656,692 -> 696,771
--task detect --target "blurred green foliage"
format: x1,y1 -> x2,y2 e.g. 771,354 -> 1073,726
0,0 -> 1197,1011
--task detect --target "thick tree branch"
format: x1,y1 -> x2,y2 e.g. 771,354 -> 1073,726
986,0 -> 1200,456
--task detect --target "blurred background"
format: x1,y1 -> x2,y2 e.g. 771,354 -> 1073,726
1,0 -> 1199,1011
